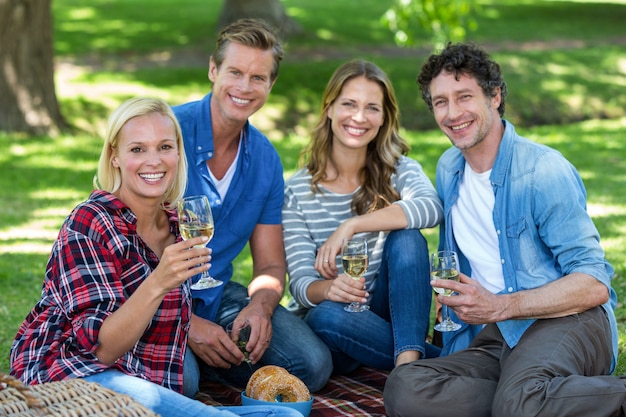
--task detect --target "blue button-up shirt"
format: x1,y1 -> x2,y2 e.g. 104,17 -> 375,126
437,120 -> 617,370
173,93 -> 284,321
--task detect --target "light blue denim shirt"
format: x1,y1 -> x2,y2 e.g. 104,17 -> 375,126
437,120 -> 618,370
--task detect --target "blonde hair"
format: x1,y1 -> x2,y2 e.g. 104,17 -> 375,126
302,60 -> 410,215
93,97 -> 187,210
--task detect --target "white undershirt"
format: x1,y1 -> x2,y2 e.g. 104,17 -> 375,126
209,133 -> 242,201
451,162 -> 505,294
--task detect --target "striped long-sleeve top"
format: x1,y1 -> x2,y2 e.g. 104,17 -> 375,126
282,156 -> 443,309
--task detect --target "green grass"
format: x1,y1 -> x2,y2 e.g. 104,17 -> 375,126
1,0 -> 625,374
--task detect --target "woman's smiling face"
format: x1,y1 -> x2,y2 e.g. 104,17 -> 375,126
327,76 -> 385,151
111,112 -> 179,205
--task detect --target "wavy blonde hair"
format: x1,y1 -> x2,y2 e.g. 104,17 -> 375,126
302,60 -> 410,215
93,97 -> 187,211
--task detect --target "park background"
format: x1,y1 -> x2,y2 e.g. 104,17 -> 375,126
0,0 -> 625,374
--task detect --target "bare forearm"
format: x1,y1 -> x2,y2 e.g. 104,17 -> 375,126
305,279 -> 333,305
501,272 -> 609,321
248,266 -> 285,314
344,205 -> 408,235
248,223 -> 286,307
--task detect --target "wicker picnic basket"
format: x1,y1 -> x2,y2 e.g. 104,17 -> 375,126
0,372 -> 159,416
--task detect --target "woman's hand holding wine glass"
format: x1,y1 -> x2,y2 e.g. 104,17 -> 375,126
177,195 -> 223,290
342,236 -> 369,313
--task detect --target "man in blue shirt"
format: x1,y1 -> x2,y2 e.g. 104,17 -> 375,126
173,18 -> 331,398
384,43 -> 623,417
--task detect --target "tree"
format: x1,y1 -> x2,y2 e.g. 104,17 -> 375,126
0,0 -> 69,135
383,0 -> 480,50
217,0 -> 303,38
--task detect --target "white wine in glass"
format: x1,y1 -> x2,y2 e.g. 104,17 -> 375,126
431,250 -> 461,332
342,236 -> 369,313
178,195 -> 223,290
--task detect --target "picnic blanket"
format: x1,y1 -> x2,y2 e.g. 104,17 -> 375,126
196,366 -> 388,417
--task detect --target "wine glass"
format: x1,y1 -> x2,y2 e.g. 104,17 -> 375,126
432,250 -> 461,332
177,195 -> 223,290
342,236 -> 369,313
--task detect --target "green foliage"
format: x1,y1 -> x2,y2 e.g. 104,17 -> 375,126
383,0 -> 480,49
2,0 -> 626,376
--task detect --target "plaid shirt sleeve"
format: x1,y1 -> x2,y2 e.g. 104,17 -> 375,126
10,191 -> 191,393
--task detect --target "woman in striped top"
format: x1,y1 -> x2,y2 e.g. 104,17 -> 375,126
282,60 -> 444,374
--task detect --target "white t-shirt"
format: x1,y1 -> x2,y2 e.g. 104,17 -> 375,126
451,162 -> 505,294
209,134 -> 242,201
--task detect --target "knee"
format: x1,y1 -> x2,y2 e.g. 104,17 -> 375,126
492,383 -> 542,417
290,326 -> 333,392
385,229 -> 428,256
275,307 -> 333,392
492,396 -> 523,417
383,230 -> 429,274
383,372 -> 408,416
304,301 -> 342,333
384,364 -> 429,417
303,346 -> 333,392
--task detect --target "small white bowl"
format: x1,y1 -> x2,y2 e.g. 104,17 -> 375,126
241,391 -> 313,417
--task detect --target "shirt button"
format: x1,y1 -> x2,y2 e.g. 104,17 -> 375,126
207,152 -> 213,158
508,287 -> 513,292
216,199 -> 222,205
196,145 -> 202,151
501,259 -> 505,264
497,230 -> 501,235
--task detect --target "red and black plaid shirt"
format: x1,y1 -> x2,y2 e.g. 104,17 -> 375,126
10,190 -> 191,393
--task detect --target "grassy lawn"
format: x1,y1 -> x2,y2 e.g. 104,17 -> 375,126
1,0 -> 625,374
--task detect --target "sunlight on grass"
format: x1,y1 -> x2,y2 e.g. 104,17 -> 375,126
31,189 -> 86,203
550,0 -> 626,3
67,8 -> 96,20
0,199 -> 79,254
3,0 -> 626,375
589,204 -> 626,218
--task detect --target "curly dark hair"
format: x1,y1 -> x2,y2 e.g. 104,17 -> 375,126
417,42 -> 508,116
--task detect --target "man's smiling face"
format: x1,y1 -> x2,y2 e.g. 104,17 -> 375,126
429,71 -> 501,151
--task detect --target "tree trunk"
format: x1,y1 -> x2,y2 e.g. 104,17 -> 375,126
0,0 -> 70,136
218,0 -> 303,39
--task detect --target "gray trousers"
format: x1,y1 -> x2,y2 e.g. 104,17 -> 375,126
384,306 -> 626,417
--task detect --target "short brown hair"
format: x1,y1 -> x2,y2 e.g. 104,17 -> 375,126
212,18 -> 283,82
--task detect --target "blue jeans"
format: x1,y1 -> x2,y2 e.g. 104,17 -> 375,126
83,370 -> 303,417
184,281 -> 332,398
304,229 -> 440,374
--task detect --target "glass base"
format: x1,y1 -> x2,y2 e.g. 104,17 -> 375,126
191,276 -> 223,290
434,319 -> 461,332
344,302 -> 369,313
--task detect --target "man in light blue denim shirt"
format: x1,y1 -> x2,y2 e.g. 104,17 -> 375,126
384,43 -> 624,417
